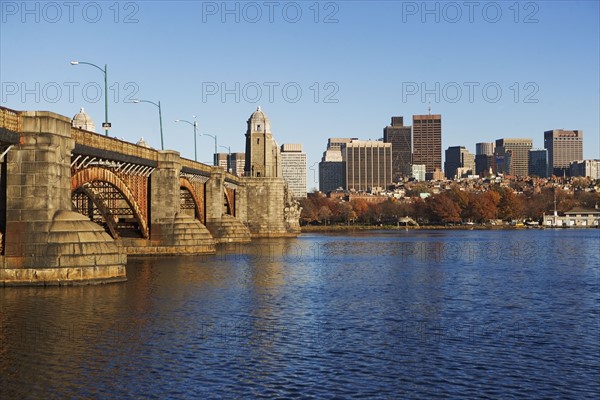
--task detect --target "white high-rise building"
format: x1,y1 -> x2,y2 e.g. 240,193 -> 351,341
281,143 -> 307,198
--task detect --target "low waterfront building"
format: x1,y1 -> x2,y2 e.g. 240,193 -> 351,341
543,207 -> 600,227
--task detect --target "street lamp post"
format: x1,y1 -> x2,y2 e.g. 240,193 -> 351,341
219,145 -> 231,173
174,116 -> 198,161
70,60 -> 109,136
133,99 -> 164,150
201,133 -> 218,166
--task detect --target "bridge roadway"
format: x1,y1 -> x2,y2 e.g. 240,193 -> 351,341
0,107 -> 300,286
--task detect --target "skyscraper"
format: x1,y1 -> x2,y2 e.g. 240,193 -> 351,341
230,152 -> 245,176
383,116 -> 412,181
281,144 -> 307,198
244,107 -> 281,177
476,142 -> 495,156
544,129 -> 583,177
494,138 -> 533,177
344,140 -> 392,191
214,153 -> 229,172
319,138 -> 356,193
529,149 -> 548,178
569,160 -> 600,179
412,114 -> 441,177
444,146 -> 475,179
475,142 -> 495,176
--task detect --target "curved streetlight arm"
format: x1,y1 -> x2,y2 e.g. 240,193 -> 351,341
71,61 -> 105,73
175,119 -> 194,127
175,117 -> 198,161
133,99 -> 159,108
133,99 -> 164,150
200,133 -> 218,165
70,60 -> 109,136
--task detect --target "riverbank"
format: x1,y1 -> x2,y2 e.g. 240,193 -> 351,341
301,224 -> 599,232
300,224 -> 524,232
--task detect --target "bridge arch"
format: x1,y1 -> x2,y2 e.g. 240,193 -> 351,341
71,167 -> 149,238
224,187 -> 235,216
73,185 -> 120,238
179,177 -> 205,224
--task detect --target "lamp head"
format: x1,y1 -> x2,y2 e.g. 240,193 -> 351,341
70,61 -> 79,65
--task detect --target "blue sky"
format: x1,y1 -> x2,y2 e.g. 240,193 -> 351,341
1,0 -> 598,188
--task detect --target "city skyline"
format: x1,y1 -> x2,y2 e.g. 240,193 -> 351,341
1,1 -> 598,189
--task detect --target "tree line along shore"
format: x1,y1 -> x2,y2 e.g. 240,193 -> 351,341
299,183 -> 600,228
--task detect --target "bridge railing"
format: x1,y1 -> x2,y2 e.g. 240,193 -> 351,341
224,171 -> 242,184
179,157 -> 243,184
180,157 -> 213,175
71,127 -> 159,162
0,106 -> 21,132
1,106 -> 238,182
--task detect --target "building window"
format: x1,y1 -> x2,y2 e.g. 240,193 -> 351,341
257,138 -> 260,144
257,125 -> 261,130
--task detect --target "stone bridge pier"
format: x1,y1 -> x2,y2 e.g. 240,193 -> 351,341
205,167 -> 251,243
122,150 -> 216,255
1,111 -> 126,285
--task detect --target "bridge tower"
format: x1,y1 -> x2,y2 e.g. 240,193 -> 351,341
244,107 -> 281,178
241,107 -> 300,237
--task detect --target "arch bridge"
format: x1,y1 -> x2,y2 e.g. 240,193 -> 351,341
0,107 -> 301,286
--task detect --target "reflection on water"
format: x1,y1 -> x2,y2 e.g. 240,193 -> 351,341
1,230 -> 599,398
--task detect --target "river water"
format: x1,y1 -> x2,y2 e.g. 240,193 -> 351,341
1,229 -> 599,398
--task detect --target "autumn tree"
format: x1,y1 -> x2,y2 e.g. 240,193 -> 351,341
426,192 -> 462,224
317,206 -> 333,224
496,187 -> 525,221
466,191 -> 500,222
335,202 -> 356,224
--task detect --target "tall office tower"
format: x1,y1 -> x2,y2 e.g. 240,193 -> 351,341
230,152 -> 246,176
476,142 -> 495,156
343,140 -> 392,191
474,155 -> 492,176
318,138 -> 356,193
475,142 -> 494,177
412,114 -> 442,177
244,107 -> 281,177
214,153 -> 229,172
280,144 -> 307,198
569,160 -> 600,179
528,149 -> 548,178
494,138 -> 533,177
383,116 -> 412,181
444,146 -> 475,179
544,129 -> 583,177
